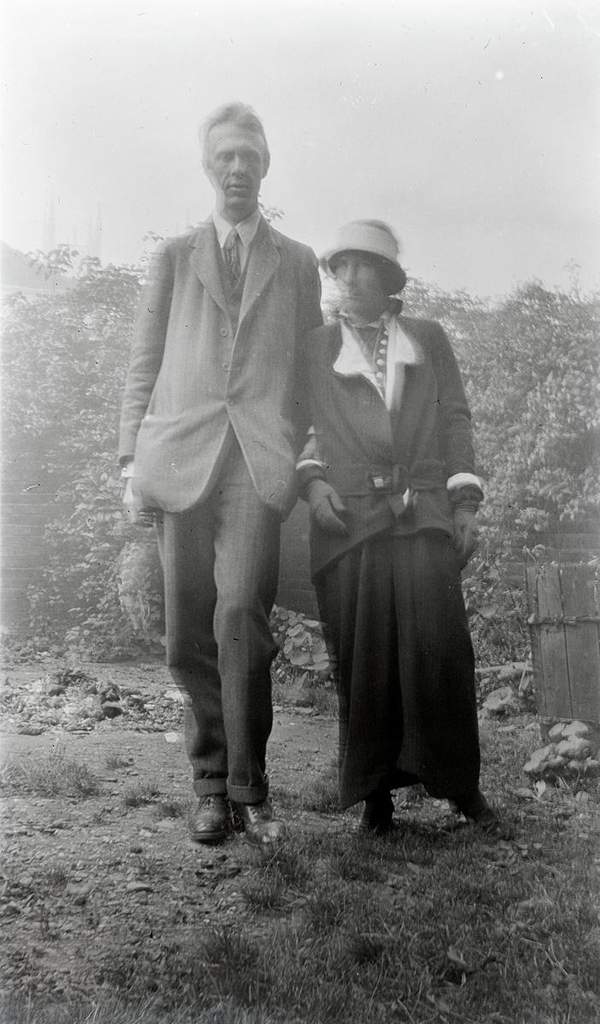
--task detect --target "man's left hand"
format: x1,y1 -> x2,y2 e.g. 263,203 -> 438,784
453,507 -> 479,569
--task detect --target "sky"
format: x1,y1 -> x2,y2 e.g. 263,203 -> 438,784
2,0 -> 600,297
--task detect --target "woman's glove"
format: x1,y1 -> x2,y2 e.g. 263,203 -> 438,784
306,479 -> 349,536
453,506 -> 479,569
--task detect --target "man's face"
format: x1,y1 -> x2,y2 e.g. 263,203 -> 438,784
333,253 -> 388,324
205,123 -> 267,224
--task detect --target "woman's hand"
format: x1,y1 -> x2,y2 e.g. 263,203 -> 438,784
307,480 -> 349,536
452,507 -> 479,568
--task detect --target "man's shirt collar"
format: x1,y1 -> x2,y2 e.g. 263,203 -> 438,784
212,208 -> 262,250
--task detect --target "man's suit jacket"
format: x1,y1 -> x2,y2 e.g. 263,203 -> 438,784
302,317 -> 478,577
119,216 -> 322,517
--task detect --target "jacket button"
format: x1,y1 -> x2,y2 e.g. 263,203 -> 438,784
222,362 -> 229,371
220,327 -> 229,337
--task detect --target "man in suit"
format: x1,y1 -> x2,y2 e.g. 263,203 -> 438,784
119,102 -> 322,846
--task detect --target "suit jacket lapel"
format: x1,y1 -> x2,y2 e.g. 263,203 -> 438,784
389,320 -> 429,466
238,218 -> 280,328
326,322 -> 343,365
326,319 -> 432,467
189,221 -> 229,316
327,322 -> 393,446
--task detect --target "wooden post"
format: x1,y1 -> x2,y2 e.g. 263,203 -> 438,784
526,559 -> 600,726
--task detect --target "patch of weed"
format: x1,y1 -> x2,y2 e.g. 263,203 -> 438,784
42,863 -> 69,891
296,685 -> 337,716
299,760 -> 339,813
303,877 -> 361,933
330,846 -> 385,882
152,799 -> 184,820
240,869 -> 287,912
94,925 -> 270,1012
0,993 -> 279,1024
122,780 -> 161,807
266,784 -> 300,811
199,925 -> 270,1007
105,753 -> 132,770
0,747 -> 100,797
241,840 -> 309,912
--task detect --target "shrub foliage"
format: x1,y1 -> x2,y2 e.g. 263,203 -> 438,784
2,250 -> 150,658
3,251 -> 598,661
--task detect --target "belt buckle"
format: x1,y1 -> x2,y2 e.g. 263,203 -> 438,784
369,473 -> 392,492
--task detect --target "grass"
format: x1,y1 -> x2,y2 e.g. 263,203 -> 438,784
151,798 -> 185,820
121,780 -> 161,807
0,746 -> 100,797
271,678 -> 338,717
1,860 -> 69,900
0,994 -> 275,1024
298,759 -> 340,813
42,863 -> 69,891
240,839 -> 310,911
105,753 -> 133,770
2,714 -> 600,1023
94,822 -> 600,1021
3,815 -> 600,1023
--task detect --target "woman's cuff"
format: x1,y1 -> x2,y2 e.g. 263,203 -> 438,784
297,462 -> 327,498
447,473 -> 483,507
448,486 -> 483,509
447,472 -> 483,493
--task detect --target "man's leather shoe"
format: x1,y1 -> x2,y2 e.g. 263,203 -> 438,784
189,794 -> 229,844
235,798 -> 285,847
359,789 -> 394,835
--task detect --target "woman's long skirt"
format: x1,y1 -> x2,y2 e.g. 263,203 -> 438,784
315,529 -> 481,809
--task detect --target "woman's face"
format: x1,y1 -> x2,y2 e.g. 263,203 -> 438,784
333,253 -> 388,324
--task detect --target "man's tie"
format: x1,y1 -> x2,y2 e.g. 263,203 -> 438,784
223,229 -> 241,286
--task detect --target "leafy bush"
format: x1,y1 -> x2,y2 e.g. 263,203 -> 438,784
403,278 -> 600,537
3,250 -> 598,664
402,277 -> 600,662
270,606 -> 332,676
2,249 -> 146,658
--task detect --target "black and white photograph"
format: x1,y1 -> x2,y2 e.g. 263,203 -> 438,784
1,1 -> 599,1022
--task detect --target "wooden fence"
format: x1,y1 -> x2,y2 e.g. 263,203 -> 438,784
526,559 -> 600,727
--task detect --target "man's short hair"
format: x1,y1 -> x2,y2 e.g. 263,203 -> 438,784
200,102 -> 270,175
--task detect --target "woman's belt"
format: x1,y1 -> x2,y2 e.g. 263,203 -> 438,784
329,459 -> 446,496
328,460 -> 446,518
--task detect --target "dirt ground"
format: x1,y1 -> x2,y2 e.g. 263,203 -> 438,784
0,660 -> 344,1003
1,659 -> 599,1015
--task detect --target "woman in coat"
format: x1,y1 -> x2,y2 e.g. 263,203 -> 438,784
298,220 -> 507,837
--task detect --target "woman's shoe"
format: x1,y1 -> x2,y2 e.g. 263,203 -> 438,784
453,789 -> 514,840
359,789 -> 394,835
468,805 -> 514,840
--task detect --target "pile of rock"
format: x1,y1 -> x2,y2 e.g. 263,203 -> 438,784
523,720 -> 600,781
0,668 -> 183,735
480,685 -> 522,718
477,661 -> 535,718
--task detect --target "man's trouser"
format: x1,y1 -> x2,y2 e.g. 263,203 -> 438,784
157,441 -> 281,804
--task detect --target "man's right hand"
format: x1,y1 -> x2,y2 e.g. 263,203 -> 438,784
306,480 -> 349,536
122,470 -> 156,528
